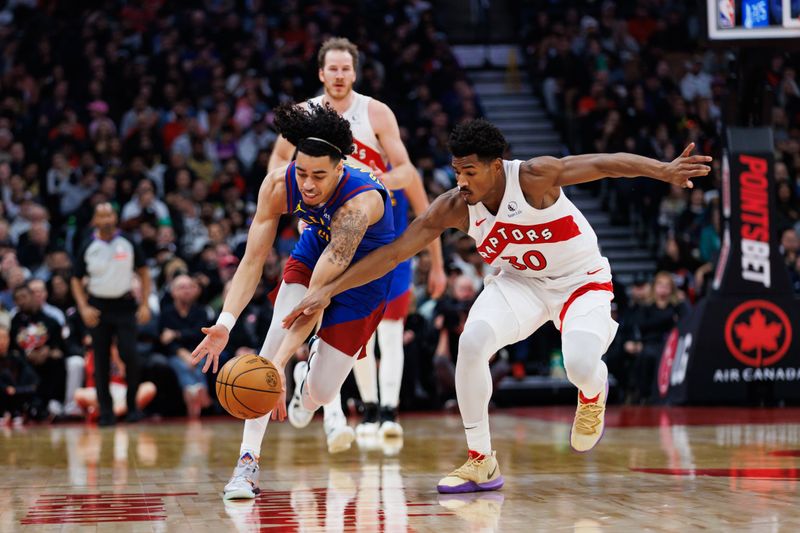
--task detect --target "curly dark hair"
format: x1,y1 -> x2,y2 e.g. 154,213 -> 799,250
448,118 -> 507,162
273,102 -> 354,161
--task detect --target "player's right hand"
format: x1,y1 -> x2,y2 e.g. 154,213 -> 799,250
282,287 -> 333,329
191,324 -> 230,373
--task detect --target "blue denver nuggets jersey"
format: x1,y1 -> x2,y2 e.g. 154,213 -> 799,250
284,162 -> 395,270
387,188 -> 412,301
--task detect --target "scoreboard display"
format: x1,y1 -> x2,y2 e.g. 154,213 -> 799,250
707,0 -> 800,40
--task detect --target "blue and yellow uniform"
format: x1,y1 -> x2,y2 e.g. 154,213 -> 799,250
279,161 -> 395,358
383,188 -> 412,319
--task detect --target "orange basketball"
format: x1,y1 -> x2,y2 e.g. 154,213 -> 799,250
216,354 -> 283,419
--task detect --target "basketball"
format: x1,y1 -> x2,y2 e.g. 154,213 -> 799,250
216,354 -> 283,419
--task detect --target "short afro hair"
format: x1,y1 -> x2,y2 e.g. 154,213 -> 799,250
448,119 -> 507,162
273,102 -> 354,161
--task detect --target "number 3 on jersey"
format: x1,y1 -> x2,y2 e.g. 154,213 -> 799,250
500,250 -> 547,271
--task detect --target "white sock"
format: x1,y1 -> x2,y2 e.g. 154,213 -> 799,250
464,417 -> 492,455
353,334 -> 379,404
377,320 -> 404,409
322,392 -> 344,422
241,416 -> 269,457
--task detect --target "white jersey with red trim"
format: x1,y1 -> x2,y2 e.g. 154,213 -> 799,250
308,91 -> 388,172
467,159 -> 610,279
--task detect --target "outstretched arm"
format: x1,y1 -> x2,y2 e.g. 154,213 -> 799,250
527,143 -> 712,189
404,169 -> 447,298
282,190 -> 467,328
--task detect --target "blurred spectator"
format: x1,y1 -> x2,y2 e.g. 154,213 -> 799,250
0,324 -> 39,425
158,274 -> 212,418
28,278 -> 66,327
619,271 -> 689,404
9,284 -> 66,419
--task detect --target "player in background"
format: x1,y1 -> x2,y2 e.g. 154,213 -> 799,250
269,37 -> 446,444
191,103 -> 395,500
283,119 -> 711,493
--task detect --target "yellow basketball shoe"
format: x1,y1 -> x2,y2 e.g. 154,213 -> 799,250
437,451 -> 504,494
570,382 -> 608,452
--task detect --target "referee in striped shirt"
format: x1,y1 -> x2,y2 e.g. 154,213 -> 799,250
71,203 -> 152,426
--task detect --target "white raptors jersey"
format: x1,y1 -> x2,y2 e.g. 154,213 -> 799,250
308,91 -> 389,172
467,160 -> 609,279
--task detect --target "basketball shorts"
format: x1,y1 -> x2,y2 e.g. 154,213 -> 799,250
270,253 -> 392,359
465,259 -> 618,352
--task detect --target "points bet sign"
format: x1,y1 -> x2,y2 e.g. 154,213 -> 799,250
659,128 -> 800,404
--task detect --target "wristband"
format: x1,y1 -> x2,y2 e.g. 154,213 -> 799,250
216,312 -> 236,332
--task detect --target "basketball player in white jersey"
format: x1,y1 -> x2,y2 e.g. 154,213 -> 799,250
283,119 -> 712,493
269,37 -> 447,451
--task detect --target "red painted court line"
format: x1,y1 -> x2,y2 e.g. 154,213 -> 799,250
768,450 -> 800,457
632,467 -> 800,479
21,492 -> 198,525
35,492 -> 197,498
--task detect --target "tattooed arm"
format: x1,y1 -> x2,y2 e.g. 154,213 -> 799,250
269,190 -> 384,379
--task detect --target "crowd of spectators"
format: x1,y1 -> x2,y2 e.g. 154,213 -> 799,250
0,0 -> 480,424
2,0 -> 799,423
519,0 -> 800,402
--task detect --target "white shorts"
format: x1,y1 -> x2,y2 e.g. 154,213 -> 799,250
464,261 -> 618,351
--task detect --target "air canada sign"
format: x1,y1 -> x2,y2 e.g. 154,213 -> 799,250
659,128 -> 800,405
714,299 -> 795,383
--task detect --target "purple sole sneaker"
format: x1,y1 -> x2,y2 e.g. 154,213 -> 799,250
436,475 -> 505,494
569,380 -> 609,454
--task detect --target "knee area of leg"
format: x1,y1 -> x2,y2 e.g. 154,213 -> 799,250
561,330 -> 605,379
307,386 -> 337,407
305,376 -> 337,406
457,323 -> 497,362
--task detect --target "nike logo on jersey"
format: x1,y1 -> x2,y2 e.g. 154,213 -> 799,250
587,268 -> 603,275
475,218 -> 487,227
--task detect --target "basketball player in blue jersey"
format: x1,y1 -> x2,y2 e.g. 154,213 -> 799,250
191,103 -> 396,500
269,37 -> 446,446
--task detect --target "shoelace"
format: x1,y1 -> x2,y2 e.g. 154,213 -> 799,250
450,456 -> 487,480
574,402 -> 604,434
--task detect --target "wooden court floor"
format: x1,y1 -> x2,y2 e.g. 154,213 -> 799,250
2,406 -> 800,532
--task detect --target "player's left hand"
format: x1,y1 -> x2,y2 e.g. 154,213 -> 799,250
663,143 -> 712,189
271,364 -> 287,422
428,264 -> 447,299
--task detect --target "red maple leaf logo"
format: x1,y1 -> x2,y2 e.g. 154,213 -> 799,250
733,309 -> 783,366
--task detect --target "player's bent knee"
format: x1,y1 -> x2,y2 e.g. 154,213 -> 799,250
458,321 -> 498,364
561,329 -> 605,385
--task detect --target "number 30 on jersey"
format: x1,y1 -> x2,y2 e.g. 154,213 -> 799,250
500,250 -> 547,271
